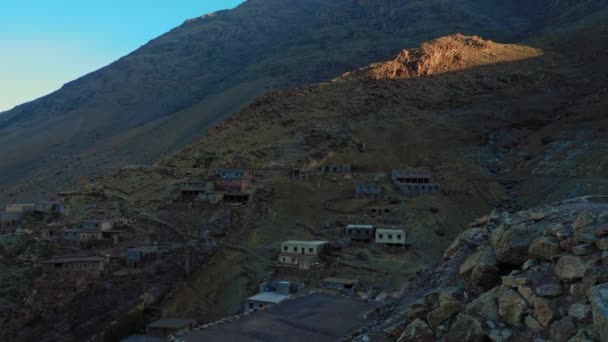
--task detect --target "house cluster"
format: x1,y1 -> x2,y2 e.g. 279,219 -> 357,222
345,224 -> 406,247
0,202 -> 68,232
41,220 -> 122,246
391,167 -> 440,195
178,169 -> 255,205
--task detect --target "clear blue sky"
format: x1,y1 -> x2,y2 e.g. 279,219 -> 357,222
0,0 -> 244,112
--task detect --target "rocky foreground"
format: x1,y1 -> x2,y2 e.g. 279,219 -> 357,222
370,196 -> 608,342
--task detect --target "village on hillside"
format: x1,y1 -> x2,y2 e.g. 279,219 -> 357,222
0,161 -> 446,341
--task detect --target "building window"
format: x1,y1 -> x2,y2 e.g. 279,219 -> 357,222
397,235 -> 401,239
309,248 -> 313,253
379,234 -> 383,239
388,234 -> 393,239
293,247 -> 298,252
283,246 -> 288,251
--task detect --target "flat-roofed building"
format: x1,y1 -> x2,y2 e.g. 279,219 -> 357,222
244,292 -> 291,314
345,224 -> 375,242
214,169 -> 255,193
41,255 -> 106,281
77,220 -> 113,231
375,226 -> 406,247
0,211 -> 24,231
278,240 -> 328,270
391,168 -> 440,195
320,277 -> 360,296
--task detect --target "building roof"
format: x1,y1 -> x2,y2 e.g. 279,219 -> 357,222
216,170 -> 251,179
147,318 -> 196,330
128,246 -> 159,253
346,224 -> 374,230
376,228 -> 405,233
282,240 -> 329,247
392,168 -> 431,178
42,255 -> 105,264
246,292 -> 291,304
0,211 -> 24,221
322,277 -> 359,286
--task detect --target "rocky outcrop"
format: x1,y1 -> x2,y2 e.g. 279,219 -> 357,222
589,284 -> 608,341
367,34 -> 542,80
393,197 -> 608,341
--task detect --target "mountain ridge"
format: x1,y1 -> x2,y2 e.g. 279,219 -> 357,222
3,0 -> 607,202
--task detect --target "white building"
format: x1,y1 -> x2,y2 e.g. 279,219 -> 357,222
345,224 -> 375,241
278,240 -> 328,270
244,292 -> 291,314
375,227 -> 406,246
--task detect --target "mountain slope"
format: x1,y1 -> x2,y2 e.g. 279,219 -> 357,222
2,0 -> 607,201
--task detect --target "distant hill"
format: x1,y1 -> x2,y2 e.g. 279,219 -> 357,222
1,0 -> 607,201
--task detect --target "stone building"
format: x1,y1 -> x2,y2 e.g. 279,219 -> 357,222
375,226 -> 406,247
278,240 -> 328,270
392,168 -> 440,195
244,292 -> 291,314
345,224 -> 375,242
321,164 -> 351,174
0,211 -> 23,231
126,246 -> 159,267
77,220 -> 113,231
320,277 -> 360,296
4,203 -> 36,213
41,255 -> 106,281
214,169 -> 255,193
355,183 -> 382,198
35,202 -> 69,215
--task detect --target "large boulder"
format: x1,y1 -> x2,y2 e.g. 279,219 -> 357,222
445,314 -> 485,342
555,255 -> 588,282
397,319 -> 435,342
470,246 -> 500,289
589,284 -> 608,341
529,236 -> 561,261
571,211 -> 596,230
426,299 -> 463,327
532,296 -> 556,327
568,303 -> 591,321
491,224 -> 544,265
549,317 -> 576,342
497,287 -> 529,327
464,287 -> 499,321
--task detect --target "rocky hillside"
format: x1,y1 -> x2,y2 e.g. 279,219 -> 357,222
374,196 -> 608,342
2,0 -> 608,202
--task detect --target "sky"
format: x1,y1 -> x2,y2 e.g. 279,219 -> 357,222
0,0 -> 244,113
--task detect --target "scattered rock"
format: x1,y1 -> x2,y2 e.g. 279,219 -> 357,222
445,314 -> 485,342
549,317 -> 576,342
525,314 -> 543,330
596,238 -> 608,251
529,237 -> 561,260
574,226 -> 600,244
552,224 -> 573,240
568,303 -> 590,321
598,210 -> 608,224
589,283 -> 608,341
560,238 -> 578,252
464,287 -> 498,321
522,259 -> 536,271
555,255 -> 588,282
536,283 -> 563,297
572,244 -> 596,256
491,224 -> 544,265
497,287 -> 529,327
571,211 -> 595,230
502,274 -> 530,288
533,296 -> 556,327
427,296 -> 464,327
570,283 -> 588,301
408,299 -> 429,321
397,319 -> 435,342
